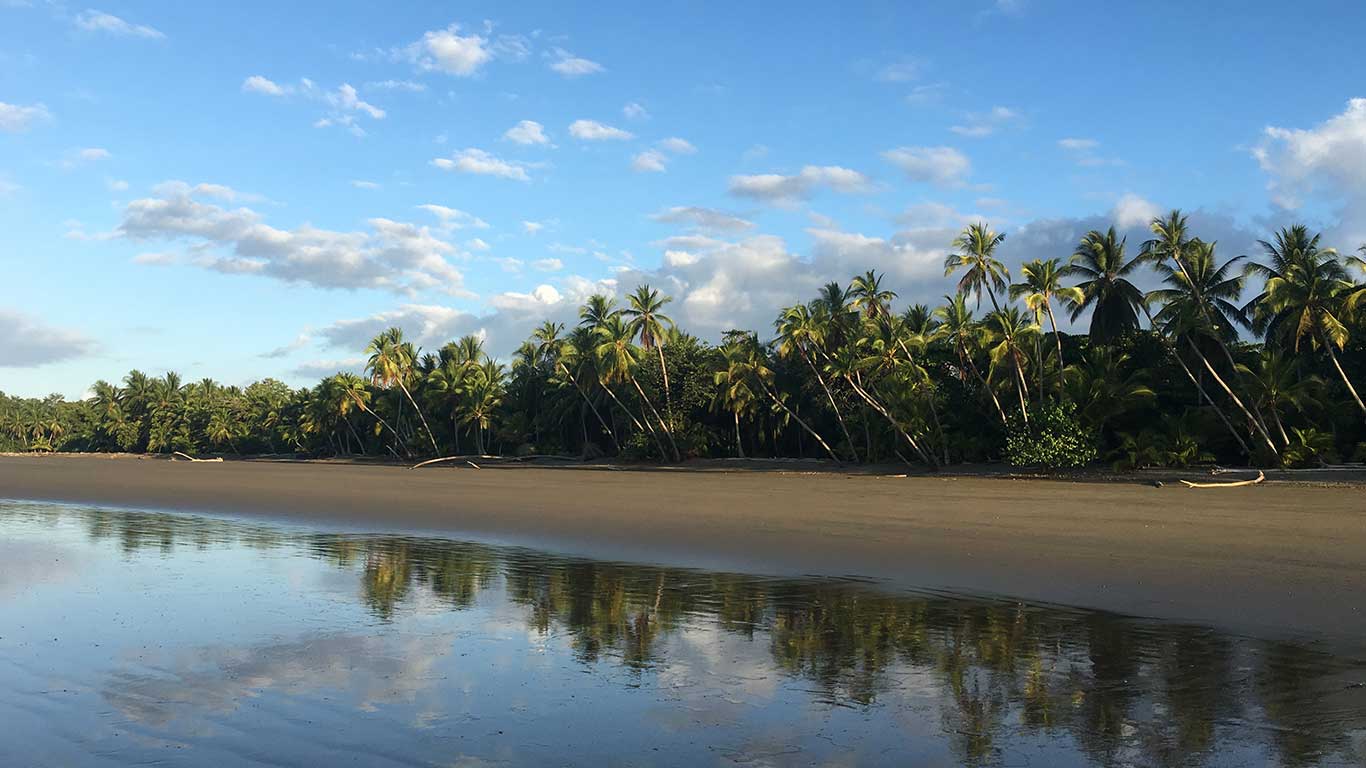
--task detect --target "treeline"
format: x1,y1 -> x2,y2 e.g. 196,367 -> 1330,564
4,211 -> 1364,469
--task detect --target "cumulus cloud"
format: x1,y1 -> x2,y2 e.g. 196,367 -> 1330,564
622,102 -> 648,120
243,78 -> 385,136
0,310 -> 96,367
1058,137 -> 1098,151
431,148 -> 529,181
632,150 -> 667,173
650,206 -> 753,234
60,147 -> 111,169
503,119 -> 549,145
548,48 -> 603,77
657,137 -> 696,155
350,180 -> 380,190
532,258 -> 563,272
949,106 -> 1019,138
522,220 -> 544,235
568,119 -> 633,141
365,79 -> 426,92
242,75 -> 286,96
417,204 -> 488,230
882,146 -> 970,187
116,181 -> 471,295
74,9 -> 163,39
1111,193 -> 1160,229
409,24 -> 492,76
1255,98 -> 1366,244
727,165 -> 871,204
0,101 -> 51,132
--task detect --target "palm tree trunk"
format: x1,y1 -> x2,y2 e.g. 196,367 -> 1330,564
343,416 -> 366,456
632,376 -> 680,462
841,374 -> 936,467
348,394 -> 407,458
962,343 -> 1008,424
1187,338 -> 1278,456
603,383 -> 667,460
756,380 -> 839,463
800,346 -> 857,461
733,411 -> 745,458
1271,406 -> 1290,446
655,345 -> 673,427
1045,304 -> 1067,399
1011,356 -> 1030,424
396,379 -> 440,456
561,366 -> 619,452
1320,331 -> 1366,417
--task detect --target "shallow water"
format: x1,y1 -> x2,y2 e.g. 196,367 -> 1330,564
0,500 -> 1363,767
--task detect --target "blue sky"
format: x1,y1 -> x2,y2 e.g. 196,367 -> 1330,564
4,0 -> 1366,398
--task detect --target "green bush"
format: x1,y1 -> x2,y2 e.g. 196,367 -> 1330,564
1004,402 -> 1098,469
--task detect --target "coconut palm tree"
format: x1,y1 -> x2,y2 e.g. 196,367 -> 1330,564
713,340 -> 758,457
1065,228 -> 1146,343
1064,347 -> 1155,432
460,359 -> 505,455
535,321 -> 618,453
849,270 -> 897,320
983,306 -> 1039,424
775,304 -> 858,460
932,294 -> 1008,424
594,313 -> 677,461
945,223 -> 1010,312
1247,231 -> 1365,418
365,327 -> 440,455
1010,258 -> 1082,398
1237,350 -> 1322,446
623,284 -> 676,423
728,332 -> 841,463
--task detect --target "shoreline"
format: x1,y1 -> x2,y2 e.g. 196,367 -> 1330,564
1,454 -> 1363,640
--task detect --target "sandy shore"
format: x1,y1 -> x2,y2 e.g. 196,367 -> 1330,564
2,454 -> 1363,639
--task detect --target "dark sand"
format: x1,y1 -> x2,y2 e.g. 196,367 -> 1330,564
2,455 -> 1363,639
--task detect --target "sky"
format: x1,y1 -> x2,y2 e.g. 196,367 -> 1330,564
4,0 -> 1366,399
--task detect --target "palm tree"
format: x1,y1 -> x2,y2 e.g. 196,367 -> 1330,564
1064,347 -> 1155,432
594,313 -> 677,461
535,321 -> 618,453
713,340 -> 758,457
365,327 -> 440,455
983,307 -> 1039,424
729,332 -> 841,463
623,284 -> 676,424
849,270 -> 897,320
1246,231 -> 1365,418
945,223 -> 1009,312
1237,350 -> 1322,446
1010,258 -> 1082,398
460,359 -> 505,455
775,304 -> 858,460
1065,228 -> 1145,342
932,294 -> 1008,424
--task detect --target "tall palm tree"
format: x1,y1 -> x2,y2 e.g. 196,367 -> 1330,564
983,306 -> 1039,424
1237,350 -> 1322,446
535,321 -> 618,453
1065,228 -> 1145,343
730,332 -> 841,463
713,340 -> 758,457
365,327 -> 440,455
849,270 -> 897,320
1247,231 -> 1365,417
594,313 -> 678,461
945,223 -> 1010,312
1010,258 -> 1082,398
775,304 -> 857,460
623,284 -> 676,424
460,359 -> 505,455
932,294 -> 1008,424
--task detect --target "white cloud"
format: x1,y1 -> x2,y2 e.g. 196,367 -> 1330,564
1057,136 -> 1121,167
131,251 -> 178,265
60,147 -> 110,168
727,165 -> 871,203
568,119 -> 633,141
328,83 -> 384,119
548,48 -> 603,77
522,221 -> 544,235
532,258 -> 563,272
0,101 -> 51,132
74,9 -> 163,39
0,310 -> 96,367
876,56 -> 923,83
949,106 -> 1019,138
116,180 -> 471,296
365,79 -> 426,92
1058,137 -> 1098,151
503,119 -> 549,145
1255,98 -> 1366,243
431,148 -> 529,181
242,75 -> 286,96
650,206 -> 754,234
632,150 -> 667,173
465,237 -> 490,251
658,137 -> 697,154
410,24 -> 492,76
1111,193 -> 1160,229
882,146 -> 970,186
623,102 -> 649,120
350,180 -> 381,190
417,204 -> 488,230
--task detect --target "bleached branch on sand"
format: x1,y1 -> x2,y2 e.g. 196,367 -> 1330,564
171,452 -> 224,463
1180,470 -> 1264,488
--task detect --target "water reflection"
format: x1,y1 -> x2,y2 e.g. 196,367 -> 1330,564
1,500 -> 1363,767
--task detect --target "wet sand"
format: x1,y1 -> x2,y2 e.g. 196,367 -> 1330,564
2,454 -> 1363,639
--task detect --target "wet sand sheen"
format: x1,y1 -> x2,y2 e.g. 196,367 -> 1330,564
0,455 -> 1362,639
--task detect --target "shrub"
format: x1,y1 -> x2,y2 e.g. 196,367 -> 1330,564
1004,402 -> 1098,469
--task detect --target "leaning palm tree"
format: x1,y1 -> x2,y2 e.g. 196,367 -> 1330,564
534,321 -> 618,453
983,306 -> 1039,424
1010,258 -> 1082,398
623,284 -> 676,423
730,332 -> 841,463
775,304 -> 857,460
932,294 -> 1008,424
1237,350 -> 1322,446
945,223 -> 1010,312
365,327 -> 439,455
1248,234 -> 1365,418
594,313 -> 678,461
713,340 -> 758,458
1065,228 -> 1146,343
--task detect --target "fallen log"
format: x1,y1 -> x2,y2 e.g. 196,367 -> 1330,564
171,452 -> 223,463
410,456 -> 484,470
1180,470 -> 1264,489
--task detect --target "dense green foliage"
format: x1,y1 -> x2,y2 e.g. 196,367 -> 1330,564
5,213 -> 1365,469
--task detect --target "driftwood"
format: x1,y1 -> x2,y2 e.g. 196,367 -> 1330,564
410,456 -> 483,470
1180,470 -> 1264,489
410,453 -> 581,470
172,452 -> 223,463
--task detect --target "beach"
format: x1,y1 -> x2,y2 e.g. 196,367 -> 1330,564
1,454 -> 1362,639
